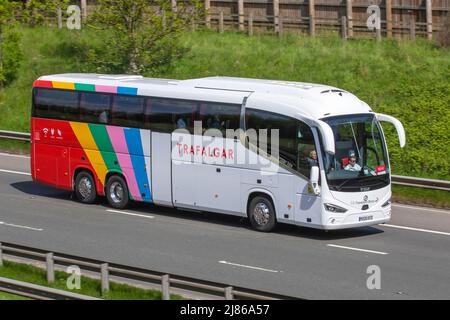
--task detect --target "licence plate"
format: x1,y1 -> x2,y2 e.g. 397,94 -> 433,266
359,215 -> 373,222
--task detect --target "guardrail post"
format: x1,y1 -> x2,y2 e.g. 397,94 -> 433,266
0,243 -> 3,267
46,253 -> 54,283
225,286 -> 233,300
161,274 -> 170,300
101,263 -> 109,292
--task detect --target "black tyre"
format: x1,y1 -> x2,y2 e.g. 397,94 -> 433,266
105,175 -> 129,209
74,171 -> 97,204
248,196 -> 276,232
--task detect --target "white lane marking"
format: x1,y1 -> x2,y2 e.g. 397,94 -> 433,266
106,209 -> 154,219
327,244 -> 388,255
0,152 -> 30,159
382,224 -> 450,236
392,204 -> 450,215
0,221 -> 43,231
0,169 -> 31,176
218,260 -> 281,273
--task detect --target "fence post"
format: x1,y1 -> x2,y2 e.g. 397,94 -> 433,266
426,0 -> 432,40
101,263 -> 109,293
341,16 -> 347,40
225,286 -> 233,300
273,0 -> 280,34
0,243 -> 3,267
46,253 -> 54,284
161,274 -> 170,300
248,11 -> 253,36
171,0 -> 177,13
376,26 -> 381,41
81,0 -> 87,22
56,6 -> 62,29
409,16 -> 415,41
386,0 -> 392,38
219,11 -> 224,33
278,16 -> 283,36
309,0 -> 315,36
238,0 -> 244,31
346,0 -> 353,38
205,0 -> 211,29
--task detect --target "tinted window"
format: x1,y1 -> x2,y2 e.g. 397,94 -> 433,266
145,98 -> 198,133
246,108 -> 316,177
111,95 -> 144,128
34,88 -> 79,121
199,102 -> 241,136
80,92 -> 111,124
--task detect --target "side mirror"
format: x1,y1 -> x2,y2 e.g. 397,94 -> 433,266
310,166 -> 320,195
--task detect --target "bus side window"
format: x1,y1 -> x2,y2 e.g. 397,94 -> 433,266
34,88 -> 79,121
79,92 -> 111,124
111,95 -> 144,128
145,97 -> 197,133
296,122 -> 317,177
199,102 -> 241,137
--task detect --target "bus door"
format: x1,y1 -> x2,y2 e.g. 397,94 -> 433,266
151,131 -> 173,206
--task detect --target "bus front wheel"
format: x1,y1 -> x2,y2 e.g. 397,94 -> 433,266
106,175 -> 129,209
74,171 -> 97,204
248,196 -> 276,232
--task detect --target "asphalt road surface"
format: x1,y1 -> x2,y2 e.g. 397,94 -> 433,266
0,152 -> 449,299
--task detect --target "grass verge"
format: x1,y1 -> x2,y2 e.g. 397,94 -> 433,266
0,260 -> 183,300
392,185 -> 450,209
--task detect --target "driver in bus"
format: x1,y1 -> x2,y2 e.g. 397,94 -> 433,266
344,150 -> 361,171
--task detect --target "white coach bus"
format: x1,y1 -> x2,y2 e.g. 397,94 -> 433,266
31,74 -> 406,231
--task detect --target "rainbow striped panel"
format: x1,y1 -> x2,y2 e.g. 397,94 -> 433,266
69,123 -> 152,203
33,80 -> 138,96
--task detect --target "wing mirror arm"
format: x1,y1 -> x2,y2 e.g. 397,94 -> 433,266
376,113 -> 406,148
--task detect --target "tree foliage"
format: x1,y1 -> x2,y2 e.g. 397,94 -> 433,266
87,0 -> 203,75
0,0 -> 22,87
20,0 -> 70,27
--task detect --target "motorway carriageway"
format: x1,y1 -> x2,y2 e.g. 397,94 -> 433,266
0,152 -> 449,299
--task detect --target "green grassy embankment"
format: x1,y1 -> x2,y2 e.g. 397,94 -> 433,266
0,260 -> 182,300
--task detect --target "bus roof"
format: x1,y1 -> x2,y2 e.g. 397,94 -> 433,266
36,74 -> 373,120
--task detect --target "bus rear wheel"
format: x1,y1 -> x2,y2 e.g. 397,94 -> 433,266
74,171 -> 97,204
248,196 -> 276,232
106,175 -> 129,209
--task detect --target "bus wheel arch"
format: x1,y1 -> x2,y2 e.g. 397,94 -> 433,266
105,172 -> 130,209
246,191 -> 277,232
73,169 -> 97,204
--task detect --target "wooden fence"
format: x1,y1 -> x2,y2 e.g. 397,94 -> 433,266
46,0 -> 450,40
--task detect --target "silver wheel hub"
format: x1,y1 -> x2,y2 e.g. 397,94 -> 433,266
78,177 -> 92,199
109,182 -> 124,204
253,202 -> 270,226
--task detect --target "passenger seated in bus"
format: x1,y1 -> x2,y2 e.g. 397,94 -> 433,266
99,110 -> 109,124
306,149 -> 318,167
208,114 -> 224,130
344,150 -> 361,171
176,117 -> 187,129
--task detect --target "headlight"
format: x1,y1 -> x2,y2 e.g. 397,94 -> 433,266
382,198 -> 391,207
324,203 -> 347,213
